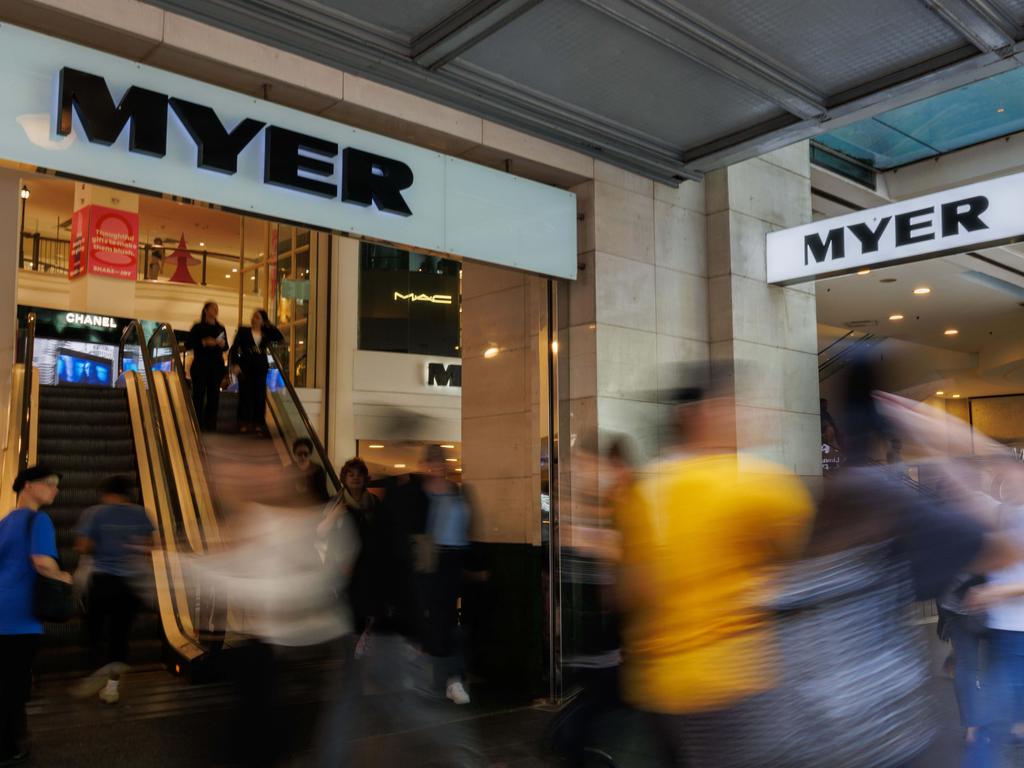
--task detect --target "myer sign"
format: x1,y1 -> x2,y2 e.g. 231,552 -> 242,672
0,23 -> 576,279
766,172 -> 1024,284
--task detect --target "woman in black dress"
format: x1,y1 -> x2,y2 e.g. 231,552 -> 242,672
229,309 -> 283,434
185,302 -> 228,432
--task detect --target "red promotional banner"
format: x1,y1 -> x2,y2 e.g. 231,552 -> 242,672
68,204 -> 139,281
68,207 -> 89,279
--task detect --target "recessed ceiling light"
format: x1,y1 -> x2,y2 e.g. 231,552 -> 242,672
394,463 -> 406,469
913,287 -> 931,295
368,444 -> 384,449
484,346 -> 499,359
944,329 -> 959,336
224,274 -> 230,278
951,394 -> 961,399
440,444 -> 455,449
455,468 -> 463,473
935,391 -> 945,396
857,268 -> 871,276
199,241 -> 205,247
445,458 -> 458,463
232,268 -> 238,273
997,107 -> 1006,113
889,314 -> 904,321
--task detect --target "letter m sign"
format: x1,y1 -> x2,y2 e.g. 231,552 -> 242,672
427,363 -> 462,387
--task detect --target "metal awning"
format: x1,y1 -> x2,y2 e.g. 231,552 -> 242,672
142,0 -> 1024,185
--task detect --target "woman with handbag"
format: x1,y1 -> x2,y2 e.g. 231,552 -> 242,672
0,465 -> 69,765
229,309 -> 284,435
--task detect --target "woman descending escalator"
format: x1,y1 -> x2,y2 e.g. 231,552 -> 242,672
229,310 -> 283,436
186,302 -> 228,433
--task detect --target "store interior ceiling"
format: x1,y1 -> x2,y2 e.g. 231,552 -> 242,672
816,242 -> 1024,399
21,176 -> 260,290
134,0 -> 1024,185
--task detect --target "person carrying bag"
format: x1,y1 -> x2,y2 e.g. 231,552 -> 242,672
0,465 -> 72,764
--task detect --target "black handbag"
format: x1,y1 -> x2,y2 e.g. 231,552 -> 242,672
24,512 -> 75,623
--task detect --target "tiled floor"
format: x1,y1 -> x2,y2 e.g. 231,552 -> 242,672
23,628 -> 968,768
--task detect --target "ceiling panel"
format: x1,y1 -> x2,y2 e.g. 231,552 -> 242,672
310,0 -> 468,40
456,0 -> 786,149
677,0 -> 970,95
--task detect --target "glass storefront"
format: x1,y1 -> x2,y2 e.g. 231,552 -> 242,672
358,242 -> 461,357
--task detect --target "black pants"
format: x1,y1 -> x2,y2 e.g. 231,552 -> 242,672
191,367 -> 223,432
426,548 -> 467,689
0,634 -> 40,759
237,366 -> 268,430
88,573 -> 141,667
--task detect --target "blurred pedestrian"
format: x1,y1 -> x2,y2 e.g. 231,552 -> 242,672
186,301 -> 228,432
229,309 -> 283,434
318,457 -> 379,632
72,475 -> 155,704
0,466 -> 68,764
617,380 -> 815,767
294,437 -> 330,503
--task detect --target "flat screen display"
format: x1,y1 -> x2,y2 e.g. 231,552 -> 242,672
55,346 -> 113,386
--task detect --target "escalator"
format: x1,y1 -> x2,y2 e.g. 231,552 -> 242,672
34,384 -> 162,674
3,313 -> 209,679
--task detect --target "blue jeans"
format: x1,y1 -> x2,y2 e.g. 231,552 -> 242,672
964,629 -> 1024,768
950,619 -> 983,729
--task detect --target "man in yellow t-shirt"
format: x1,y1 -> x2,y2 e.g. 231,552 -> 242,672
618,387 -> 814,765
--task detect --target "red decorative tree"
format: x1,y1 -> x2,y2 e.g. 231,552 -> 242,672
167,234 -> 199,284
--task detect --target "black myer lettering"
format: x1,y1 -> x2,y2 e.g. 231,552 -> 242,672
941,196 -> 989,237
801,195 -> 991,267
342,148 -> 414,216
57,67 -> 167,157
894,207 -> 935,246
848,218 -> 890,253
804,228 -> 844,265
169,97 -> 264,174
55,67 -> 415,215
427,363 -> 462,387
264,126 -> 338,198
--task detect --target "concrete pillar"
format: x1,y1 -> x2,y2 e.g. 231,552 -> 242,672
68,183 -> 139,315
326,234 -> 359,466
0,170 -> 23,447
460,261 -> 545,545
706,143 -> 821,481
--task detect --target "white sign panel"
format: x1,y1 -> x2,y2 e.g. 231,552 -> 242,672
0,23 -> 576,279
766,172 -> 1024,284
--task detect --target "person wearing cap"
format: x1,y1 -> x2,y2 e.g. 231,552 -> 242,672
0,465 -> 68,765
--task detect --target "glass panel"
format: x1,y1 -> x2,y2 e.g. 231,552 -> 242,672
265,346 -> 339,498
357,439 -> 463,480
358,242 -> 461,357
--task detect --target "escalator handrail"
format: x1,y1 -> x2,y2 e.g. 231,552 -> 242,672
117,320 -> 186,531
266,342 -> 340,492
17,312 -> 36,473
148,323 -> 203,447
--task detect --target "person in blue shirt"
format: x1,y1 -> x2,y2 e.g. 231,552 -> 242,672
0,465 -> 67,765
73,475 -> 155,705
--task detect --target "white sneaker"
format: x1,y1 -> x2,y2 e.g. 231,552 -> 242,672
99,680 -> 120,704
445,679 -> 470,705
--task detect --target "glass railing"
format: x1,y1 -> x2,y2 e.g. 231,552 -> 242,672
266,343 -> 340,498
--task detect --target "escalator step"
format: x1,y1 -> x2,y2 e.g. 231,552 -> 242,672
38,454 -> 136,473
38,396 -> 128,413
38,421 -> 131,437
35,438 -> 134,456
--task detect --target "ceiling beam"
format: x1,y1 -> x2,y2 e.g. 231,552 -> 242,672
578,0 -> 826,119
921,0 -> 1016,53
411,0 -> 544,71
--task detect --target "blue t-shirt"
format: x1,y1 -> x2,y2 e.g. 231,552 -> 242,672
77,504 -> 155,578
0,508 -> 59,635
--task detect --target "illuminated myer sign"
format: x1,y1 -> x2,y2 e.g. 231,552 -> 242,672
766,172 -> 1024,284
427,362 -> 461,388
58,67 -> 414,216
